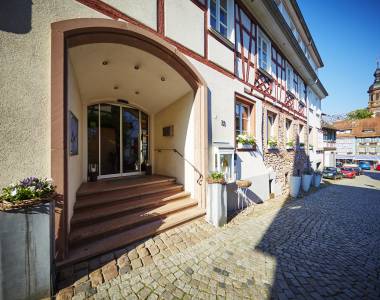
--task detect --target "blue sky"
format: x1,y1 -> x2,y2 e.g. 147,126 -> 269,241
298,0 -> 380,115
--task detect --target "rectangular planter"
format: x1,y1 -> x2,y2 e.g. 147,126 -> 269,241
0,201 -> 54,300
206,183 -> 227,227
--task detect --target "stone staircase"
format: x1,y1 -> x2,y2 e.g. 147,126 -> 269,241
60,175 -> 205,266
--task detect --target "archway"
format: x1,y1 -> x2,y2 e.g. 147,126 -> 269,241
51,18 -> 208,260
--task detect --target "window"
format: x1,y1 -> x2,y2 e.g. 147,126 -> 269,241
286,63 -> 293,92
376,94 -> 379,101
267,111 -> 277,142
210,0 -> 229,38
235,101 -> 250,136
286,119 -> 292,142
258,32 -> 271,72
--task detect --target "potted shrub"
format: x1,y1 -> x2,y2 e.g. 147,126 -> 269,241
289,173 -> 302,198
268,137 -> 278,150
313,170 -> 322,187
236,134 -> 255,149
206,172 -> 227,227
0,177 -> 55,300
286,140 -> 295,150
302,169 -> 313,192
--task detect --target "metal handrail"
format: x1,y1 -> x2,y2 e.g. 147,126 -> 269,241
155,148 -> 203,185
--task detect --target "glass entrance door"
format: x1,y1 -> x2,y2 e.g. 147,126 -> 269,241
87,103 -> 149,179
122,107 -> 140,173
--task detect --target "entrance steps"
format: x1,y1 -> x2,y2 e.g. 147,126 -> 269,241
59,175 -> 204,267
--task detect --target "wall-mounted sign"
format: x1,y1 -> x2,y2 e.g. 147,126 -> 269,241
163,125 -> 174,137
69,111 -> 79,156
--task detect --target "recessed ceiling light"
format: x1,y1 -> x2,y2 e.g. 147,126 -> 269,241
102,60 -> 109,66
113,85 -> 119,90
161,76 -> 166,82
134,64 -> 140,70
135,91 -> 140,95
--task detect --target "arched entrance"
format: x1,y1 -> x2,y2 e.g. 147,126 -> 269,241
51,19 -> 208,260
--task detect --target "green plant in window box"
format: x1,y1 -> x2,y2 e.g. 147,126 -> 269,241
207,172 -> 226,184
236,134 -> 255,149
299,142 -> 305,149
268,137 -> 278,149
286,140 -> 295,150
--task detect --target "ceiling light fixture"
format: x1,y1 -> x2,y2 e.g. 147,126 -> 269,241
161,76 -> 166,82
102,60 -> 109,65
135,91 -> 140,95
113,85 -> 119,90
134,64 -> 140,70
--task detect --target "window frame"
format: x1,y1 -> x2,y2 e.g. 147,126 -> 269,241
266,110 -> 278,144
209,0 -> 234,41
258,29 -> 271,73
235,94 -> 256,148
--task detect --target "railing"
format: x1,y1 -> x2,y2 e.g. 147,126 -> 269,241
154,148 -> 203,185
323,140 -> 336,149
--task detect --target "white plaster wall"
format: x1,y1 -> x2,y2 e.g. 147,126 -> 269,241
207,35 -> 235,73
165,0 -> 204,56
67,59 -> 83,227
154,92 -> 195,196
0,1 -> 104,188
103,0 -> 157,30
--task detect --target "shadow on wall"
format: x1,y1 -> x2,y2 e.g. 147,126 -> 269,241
254,181 -> 380,299
0,0 -> 32,34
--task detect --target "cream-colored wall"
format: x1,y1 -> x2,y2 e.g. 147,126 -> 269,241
165,0 -> 204,56
207,35 -> 235,73
154,92 -> 195,196
67,59 -> 83,227
0,1 -> 104,188
102,0 -> 157,30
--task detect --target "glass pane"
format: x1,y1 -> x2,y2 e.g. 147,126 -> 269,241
220,24 -> 227,37
100,104 -> 120,175
235,117 -> 240,131
235,103 -> 240,116
220,154 -> 232,180
210,16 -> 217,30
87,105 -> 99,174
141,112 -> 149,171
122,107 -> 140,173
242,118 -> 248,132
210,0 -> 217,15
220,10 -> 227,25
220,0 -> 227,10
241,106 -> 249,119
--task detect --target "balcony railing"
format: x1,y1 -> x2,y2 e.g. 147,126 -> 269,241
323,140 -> 336,149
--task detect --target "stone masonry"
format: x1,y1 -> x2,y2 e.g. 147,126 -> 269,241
262,102 -> 309,195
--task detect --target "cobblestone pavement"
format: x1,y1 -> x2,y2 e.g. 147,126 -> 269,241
56,172 -> 380,300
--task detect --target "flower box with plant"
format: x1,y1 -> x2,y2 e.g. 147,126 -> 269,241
207,172 -> 227,227
299,142 -> 305,149
236,134 -> 256,150
268,138 -> 278,150
286,140 -> 295,150
0,177 -> 55,299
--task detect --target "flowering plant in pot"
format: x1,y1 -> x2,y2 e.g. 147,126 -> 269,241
207,172 -> 227,227
0,177 -> 56,299
313,170 -> 322,188
268,137 -> 278,150
236,134 -> 255,149
286,140 -> 295,150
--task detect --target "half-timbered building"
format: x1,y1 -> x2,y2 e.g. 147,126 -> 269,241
0,0 -> 327,265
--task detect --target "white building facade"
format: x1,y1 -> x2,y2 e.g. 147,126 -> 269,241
0,0 -> 327,261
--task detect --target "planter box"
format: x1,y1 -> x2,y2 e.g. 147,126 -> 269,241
302,174 -> 313,192
207,183 -> 227,227
0,201 -> 54,300
237,143 -> 255,150
313,173 -> 322,187
286,146 -> 294,151
289,176 -> 301,198
268,146 -> 278,151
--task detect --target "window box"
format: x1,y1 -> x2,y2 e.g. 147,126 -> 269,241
237,143 -> 257,151
286,145 -> 295,151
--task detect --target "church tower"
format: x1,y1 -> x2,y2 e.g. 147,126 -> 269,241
368,62 -> 380,116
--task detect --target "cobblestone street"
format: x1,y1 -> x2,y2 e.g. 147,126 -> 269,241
57,172 -> 380,300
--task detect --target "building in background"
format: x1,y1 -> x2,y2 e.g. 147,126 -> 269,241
335,117 -> 380,165
368,63 -> 380,116
321,117 -> 337,167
